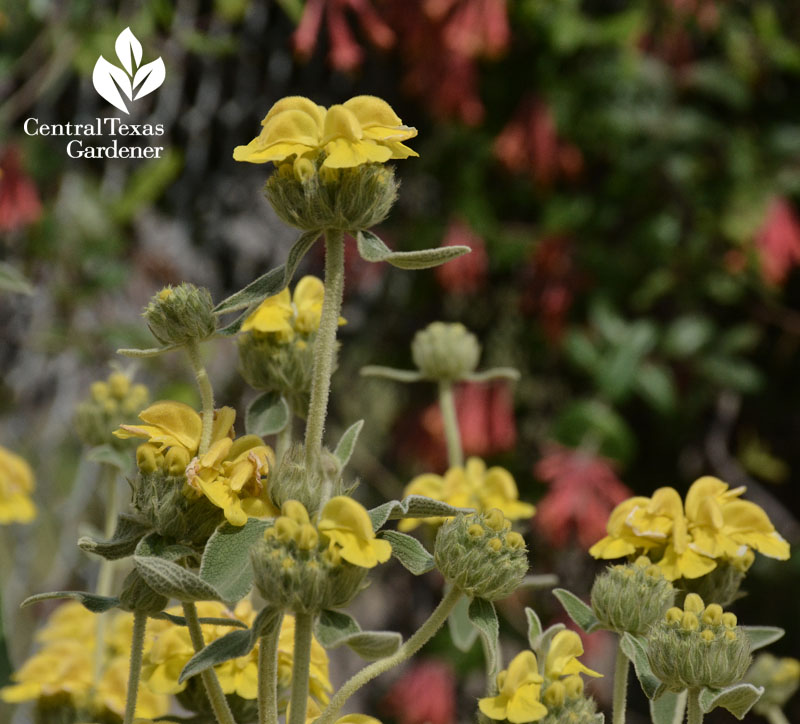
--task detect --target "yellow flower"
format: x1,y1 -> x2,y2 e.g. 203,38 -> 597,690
0,445 -> 36,524
334,716 -> 383,724
478,651 -> 548,723
399,457 -> 535,532
544,631 -> 602,680
115,401 -> 236,458
317,496 -> 392,568
233,95 -> 418,169
185,434 -> 277,526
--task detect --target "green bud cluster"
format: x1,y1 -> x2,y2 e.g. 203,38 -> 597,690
143,284 -> 216,347
251,502 -> 366,613
746,653 -> 800,715
647,594 -> 751,692
74,372 -> 149,448
591,556 -> 675,635
540,678 -> 600,724
267,444 -> 341,516
265,158 -> 398,232
411,322 -> 480,382
434,509 -> 528,600
676,557 -> 748,608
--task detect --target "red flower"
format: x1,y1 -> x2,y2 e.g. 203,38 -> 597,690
0,146 -> 42,233
425,0 -> 510,59
434,219 -> 488,295
383,659 -> 456,724
755,197 -> 800,286
293,0 -> 395,72
534,444 -> 632,550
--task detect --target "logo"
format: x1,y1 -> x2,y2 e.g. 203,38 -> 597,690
92,27 -> 165,115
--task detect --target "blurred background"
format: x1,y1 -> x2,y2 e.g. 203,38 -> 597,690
1,0 -> 800,722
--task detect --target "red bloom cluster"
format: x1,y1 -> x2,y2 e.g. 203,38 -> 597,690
434,219 -> 488,295
534,444 -> 632,550
755,196 -> 800,286
0,146 -> 42,233
383,659 -> 456,724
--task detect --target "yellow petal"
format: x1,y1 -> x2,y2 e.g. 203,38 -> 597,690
343,96 -> 403,127
323,105 -> 363,143
262,96 -> 326,128
506,684 -> 548,723
233,140 -> 316,164
319,496 -> 375,541
588,536 -> 637,559
261,109 -> 323,147
322,138 -> 391,168
478,694 -> 510,721
211,406 -> 237,444
685,476 -> 729,520
502,651 -> 542,693
545,631 -> 584,678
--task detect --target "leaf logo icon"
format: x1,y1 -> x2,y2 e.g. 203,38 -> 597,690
92,28 -> 165,114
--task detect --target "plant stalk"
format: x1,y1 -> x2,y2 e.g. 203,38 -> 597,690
258,611 -> 284,724
766,706 -> 791,724
612,640 -> 629,724
187,340 -> 215,455
438,381 -> 463,468
318,586 -> 463,724
287,612 -> 314,724
687,687 -> 703,724
122,611 -> 147,724
93,463 -> 119,683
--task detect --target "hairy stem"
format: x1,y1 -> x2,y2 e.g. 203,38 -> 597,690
766,706 -> 791,724
258,611 -> 284,724
438,381 -> 463,468
612,641 -> 629,724
687,688 -> 703,724
287,612 -> 314,724
318,586 -> 462,724
187,340 -> 215,455
304,230 -> 345,484
182,602 -> 237,724
122,611 -> 147,724
276,422 -> 292,466
93,464 -> 119,683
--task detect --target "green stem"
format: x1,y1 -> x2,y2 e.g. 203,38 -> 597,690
258,611 -> 284,724
318,586 -> 463,724
276,423 -> 292,466
182,602 -> 237,724
287,612 -> 314,724
94,464 -> 119,683
687,688 -> 703,724
187,340 -> 215,455
304,230 -> 345,483
122,611 -> 147,724
766,706 -> 791,724
612,640 -> 629,724
438,381 -> 463,468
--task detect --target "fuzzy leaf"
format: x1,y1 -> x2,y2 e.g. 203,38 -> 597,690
448,594 -> 479,652
315,609 -> 360,646
153,611 -> 249,628
519,574 -> 559,590
741,625 -> 784,651
216,303 -> 258,337
469,598 -> 499,679
78,513 -> 151,561
465,367 -> 521,382
379,530 -> 435,575
85,444 -> 133,473
135,533 -> 197,562
368,496 -> 473,531
200,519 -> 272,605
650,690 -> 687,724
245,392 -> 290,436
334,419 -> 364,468
536,623 -> 566,653
620,632 -> 662,700
698,683 -> 764,719
117,343 -> 181,358
552,588 -> 600,633
315,609 -> 401,659
134,556 -> 221,603
356,230 -> 470,270
0,262 -> 33,295
22,591 -> 120,613
359,366 -> 425,383
214,230 -> 321,315
525,607 -> 543,649
344,631 -> 403,660
179,606 -> 281,683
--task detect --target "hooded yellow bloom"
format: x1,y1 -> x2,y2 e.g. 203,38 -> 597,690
0,445 -> 36,524
478,651 -> 548,723
233,95 -> 418,169
544,631 -> 602,680
399,457 -> 535,532
317,496 -> 392,568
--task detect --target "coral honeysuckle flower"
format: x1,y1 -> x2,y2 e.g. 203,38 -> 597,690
233,95 -> 417,169
185,435 -> 277,526
317,496 -> 392,568
478,651 -> 547,723
544,631 -> 602,680
0,445 -> 37,524
114,401 -> 235,457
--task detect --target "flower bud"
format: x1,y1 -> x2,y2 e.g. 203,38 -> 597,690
543,682 -> 566,709
591,557 -> 675,635
434,511 -> 528,600
143,284 -> 216,347
75,371 -> 151,448
676,558 -> 747,608
539,691 -> 599,724
268,444 -> 342,515
265,157 -> 398,232
411,322 -> 480,382
746,654 -> 800,715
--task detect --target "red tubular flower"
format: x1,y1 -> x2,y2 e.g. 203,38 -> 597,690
383,659 -> 456,724
534,444 -> 632,550
755,197 -> 800,286
435,219 -> 488,295
0,146 -> 42,233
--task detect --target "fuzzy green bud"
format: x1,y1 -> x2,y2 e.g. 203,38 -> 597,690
676,558 -> 747,608
434,510 -> 528,600
265,158 -> 398,232
74,372 -> 150,448
539,690 -> 600,724
590,558 -> 675,635
143,284 -> 216,347
746,654 -> 800,715
267,443 -> 342,516
411,322 -> 481,382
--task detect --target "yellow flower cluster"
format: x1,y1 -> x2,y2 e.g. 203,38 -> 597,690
241,276 -> 345,343
233,95 -> 417,169
0,601 -> 168,719
478,631 -> 601,723
143,600 -> 331,708
115,402 -> 277,526
589,476 -> 790,580
0,445 -> 36,524
399,457 -> 535,532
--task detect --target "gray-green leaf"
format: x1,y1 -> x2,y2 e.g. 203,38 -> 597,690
334,419 -> 364,469
465,367 -> 521,382
245,392 -> 290,436
314,609 -> 401,660
698,683 -> 764,718
741,626 -> 784,651
134,556 -> 221,603
22,591 -> 120,613
78,513 -> 151,561
525,607 -> 543,649
117,343 -> 181,358
86,444 -> 133,473
359,366 -> 425,383
650,689 -> 687,724
356,230 -> 470,270
448,594 -> 479,652
620,632 -> 662,699
368,496 -> 473,531
469,598 -> 499,680
380,531 -> 435,575
552,588 -> 600,633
